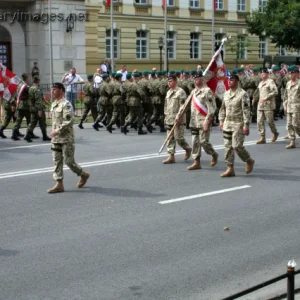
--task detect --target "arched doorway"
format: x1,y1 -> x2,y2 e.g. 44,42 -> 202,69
0,26 -> 12,70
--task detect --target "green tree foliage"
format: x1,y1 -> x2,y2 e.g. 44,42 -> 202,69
246,0 -> 300,50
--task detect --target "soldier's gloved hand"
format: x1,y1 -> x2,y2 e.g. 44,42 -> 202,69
243,127 -> 249,136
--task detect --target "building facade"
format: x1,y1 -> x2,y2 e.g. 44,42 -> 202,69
0,0 -> 87,83
86,0 -> 279,73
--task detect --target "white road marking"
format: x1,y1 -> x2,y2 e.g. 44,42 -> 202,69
158,185 -> 252,204
0,137 -> 285,180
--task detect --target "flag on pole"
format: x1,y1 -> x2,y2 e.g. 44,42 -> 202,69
162,0 -> 166,8
204,50 -> 229,100
214,0 -> 217,11
106,0 -> 111,6
0,63 -> 21,101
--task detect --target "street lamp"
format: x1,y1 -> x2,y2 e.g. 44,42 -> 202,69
158,37 -> 164,71
166,41 -> 171,73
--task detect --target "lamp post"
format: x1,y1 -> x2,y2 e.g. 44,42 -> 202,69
158,37 -> 164,71
166,41 -> 170,73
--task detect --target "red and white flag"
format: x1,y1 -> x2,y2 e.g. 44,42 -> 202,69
204,51 -> 229,100
192,93 -> 207,117
105,0 -> 111,6
0,63 -> 21,101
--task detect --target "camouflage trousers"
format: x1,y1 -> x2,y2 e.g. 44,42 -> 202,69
81,101 -> 98,122
223,129 -> 251,166
191,126 -> 216,160
1,107 -> 15,129
257,110 -> 278,136
96,104 -> 113,124
142,102 -> 154,121
286,112 -> 300,140
51,142 -> 83,181
166,124 -> 190,155
27,111 -> 47,134
148,104 -> 164,126
109,104 -> 126,126
13,110 -> 31,133
125,106 -> 143,127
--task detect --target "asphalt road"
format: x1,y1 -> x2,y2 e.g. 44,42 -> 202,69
1,119 -> 300,300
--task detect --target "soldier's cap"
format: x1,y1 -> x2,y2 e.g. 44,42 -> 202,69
52,82 -> 65,92
288,66 -> 299,73
184,71 -> 190,75
193,71 -> 203,79
151,71 -> 156,77
272,66 -> 280,72
132,72 -> 140,78
169,70 -> 175,75
126,73 -> 132,79
102,74 -> 109,79
157,71 -> 163,76
191,70 -> 196,75
33,75 -> 40,80
175,71 -> 181,76
21,73 -> 28,81
231,69 -> 238,75
237,68 -> 244,73
261,68 -> 269,73
168,74 -> 177,81
162,70 -> 167,75
111,72 -> 116,77
115,73 -> 122,78
87,74 -> 93,80
229,74 -> 239,81
253,67 -> 261,72
142,70 -> 149,75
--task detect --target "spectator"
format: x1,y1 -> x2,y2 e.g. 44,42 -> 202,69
31,62 -> 40,78
100,60 -> 108,74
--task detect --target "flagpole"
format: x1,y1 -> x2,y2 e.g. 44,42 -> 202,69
110,0 -> 115,73
163,1 -> 167,71
212,0 -> 215,55
49,0 -> 54,87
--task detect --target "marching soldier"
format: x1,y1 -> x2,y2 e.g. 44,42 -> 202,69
48,82 -> 90,193
283,66 -> 300,149
78,74 -> 98,129
256,68 -> 279,144
24,76 -> 51,142
219,74 -> 255,177
0,93 -> 17,139
163,74 -> 191,164
184,72 -> 219,170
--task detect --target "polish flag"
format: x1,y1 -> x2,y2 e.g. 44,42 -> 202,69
0,63 -> 21,101
106,0 -> 111,6
192,93 -> 207,117
162,0 -> 166,8
204,51 -> 229,100
214,0 -> 217,10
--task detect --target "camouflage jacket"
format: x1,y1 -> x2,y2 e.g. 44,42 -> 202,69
138,78 -> 152,103
149,79 -> 162,105
188,86 -> 216,128
50,98 -> 74,144
257,78 -> 278,110
178,78 -> 192,95
164,86 -> 187,125
111,81 -> 124,105
17,83 -> 30,111
28,84 -> 44,112
127,81 -> 142,106
98,81 -> 112,105
159,78 -> 169,100
83,81 -> 94,103
219,87 -> 251,131
283,80 -> 300,113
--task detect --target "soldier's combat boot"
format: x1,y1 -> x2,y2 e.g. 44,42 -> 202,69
92,122 -> 100,131
121,124 -> 129,135
16,131 -> 24,137
245,158 -> 255,174
78,120 -> 84,129
0,127 -> 7,138
11,131 -> 20,141
271,132 -> 279,142
138,127 -> 147,135
106,124 -> 113,133
184,147 -> 192,160
220,166 -> 235,177
146,124 -> 153,133
210,152 -> 219,167
47,180 -> 64,193
163,154 -> 175,164
187,158 -> 201,170
286,139 -> 296,149
41,129 -> 51,141
256,135 -> 266,144
77,171 -> 90,188
30,132 -> 40,139
24,132 -> 33,143
160,125 -> 166,133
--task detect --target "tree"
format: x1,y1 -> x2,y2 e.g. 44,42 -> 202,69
246,0 -> 300,51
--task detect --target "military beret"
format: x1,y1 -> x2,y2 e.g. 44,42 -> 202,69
126,73 -> 132,79
231,69 -> 238,75
175,71 -> 181,76
253,67 -> 261,72
191,70 -> 196,75
111,72 -> 116,77
229,74 -> 239,81
181,69 -> 185,73
52,82 -> 65,92
184,71 -> 190,75
142,70 -> 149,76
272,66 -> 280,72
261,68 -> 269,73
87,74 -> 93,80
162,70 -> 167,75
157,71 -> 163,76
169,70 -> 175,75
21,73 -> 28,81
288,66 -> 299,73
193,71 -> 203,79
115,73 -> 122,78
102,74 -> 109,79
151,72 -> 156,77
133,73 -> 140,78
168,74 -> 177,81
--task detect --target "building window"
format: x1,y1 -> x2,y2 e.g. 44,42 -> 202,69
237,0 -> 246,11
216,0 -> 224,10
136,30 -> 148,59
135,0 -> 147,4
167,31 -> 176,59
237,36 -> 247,59
106,29 -> 119,59
259,37 -> 267,59
259,0 -> 267,12
190,32 -> 200,59
167,0 -> 175,7
190,0 -> 199,8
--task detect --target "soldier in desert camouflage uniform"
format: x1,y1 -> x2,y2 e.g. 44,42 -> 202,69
256,68 -> 279,144
283,66 -> 300,149
183,72 -> 219,170
163,74 -> 192,164
48,82 -> 90,193
219,74 -> 255,177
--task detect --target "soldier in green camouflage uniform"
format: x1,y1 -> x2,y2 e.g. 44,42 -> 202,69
48,82 -> 90,194
0,94 -> 17,139
78,74 -> 98,129
139,71 -> 153,128
11,74 -> 31,141
93,74 -> 113,131
23,77 -> 51,142
106,73 -> 126,133
121,73 -> 147,135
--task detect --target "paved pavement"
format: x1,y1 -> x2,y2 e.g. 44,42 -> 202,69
1,119 -> 300,300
